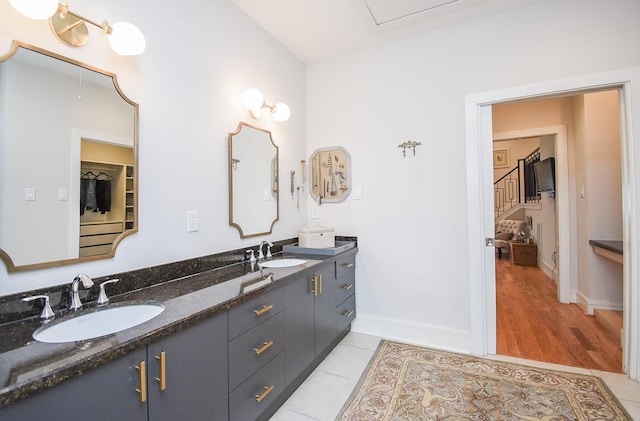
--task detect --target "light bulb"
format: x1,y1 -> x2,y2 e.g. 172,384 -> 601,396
108,22 -> 146,56
242,88 -> 264,111
272,103 -> 291,122
9,0 -> 58,19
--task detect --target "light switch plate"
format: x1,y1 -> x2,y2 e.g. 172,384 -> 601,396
353,186 -> 362,200
25,187 -> 36,201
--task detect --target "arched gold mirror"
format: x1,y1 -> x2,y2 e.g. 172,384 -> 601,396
0,41 -> 138,272
228,122 -> 278,238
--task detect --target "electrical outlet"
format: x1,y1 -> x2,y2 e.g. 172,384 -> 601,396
311,206 -> 319,219
186,211 -> 199,232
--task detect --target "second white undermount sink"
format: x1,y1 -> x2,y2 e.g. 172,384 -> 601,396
258,258 -> 307,268
32,302 -> 165,344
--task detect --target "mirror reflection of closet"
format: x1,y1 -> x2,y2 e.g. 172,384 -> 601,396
0,41 -> 138,272
79,139 -> 134,257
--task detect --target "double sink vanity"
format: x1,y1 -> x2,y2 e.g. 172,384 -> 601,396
0,239 -> 357,421
0,40 -> 357,421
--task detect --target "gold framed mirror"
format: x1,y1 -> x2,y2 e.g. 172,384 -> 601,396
0,41 -> 138,272
228,122 -> 278,238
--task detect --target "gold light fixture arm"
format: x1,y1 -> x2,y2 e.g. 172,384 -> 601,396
50,3 -> 113,47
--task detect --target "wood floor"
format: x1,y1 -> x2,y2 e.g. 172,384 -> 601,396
496,257 -> 623,373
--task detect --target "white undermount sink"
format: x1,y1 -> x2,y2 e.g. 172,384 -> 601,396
33,302 -> 165,344
258,258 -> 307,268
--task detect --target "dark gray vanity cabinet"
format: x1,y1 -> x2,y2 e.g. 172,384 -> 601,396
0,313 -> 228,421
284,271 -> 316,384
228,286 -> 286,421
335,253 -> 357,332
313,262 -> 339,356
284,253 -> 357,385
0,347 -> 148,421
147,311 -> 228,421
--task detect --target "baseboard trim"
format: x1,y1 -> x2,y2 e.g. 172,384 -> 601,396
576,291 -> 623,315
351,313 -> 471,354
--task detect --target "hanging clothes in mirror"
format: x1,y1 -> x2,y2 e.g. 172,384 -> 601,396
80,171 -> 113,215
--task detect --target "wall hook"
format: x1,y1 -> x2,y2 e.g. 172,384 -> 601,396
398,140 -> 422,156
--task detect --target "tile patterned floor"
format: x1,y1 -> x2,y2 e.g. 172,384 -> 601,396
270,332 -> 640,420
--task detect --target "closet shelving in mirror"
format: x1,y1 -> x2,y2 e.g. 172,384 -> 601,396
80,140 -> 134,258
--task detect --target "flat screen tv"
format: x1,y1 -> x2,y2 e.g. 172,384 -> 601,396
534,157 -> 556,194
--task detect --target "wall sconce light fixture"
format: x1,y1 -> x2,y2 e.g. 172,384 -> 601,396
9,0 -> 146,56
242,88 -> 290,122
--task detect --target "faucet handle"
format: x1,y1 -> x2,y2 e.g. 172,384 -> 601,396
22,295 -> 55,320
97,279 -> 120,305
266,245 -> 272,258
246,249 -> 256,262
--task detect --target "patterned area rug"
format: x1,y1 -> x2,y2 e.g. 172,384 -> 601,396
338,340 -> 630,420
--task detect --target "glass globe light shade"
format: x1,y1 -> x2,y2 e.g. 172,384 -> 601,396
9,0 -> 58,19
272,103 -> 291,122
242,88 -> 264,111
108,22 -> 146,56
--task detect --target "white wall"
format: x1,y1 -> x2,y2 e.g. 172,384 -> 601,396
0,0 -> 306,294
306,0 -> 640,352
575,90 -> 623,313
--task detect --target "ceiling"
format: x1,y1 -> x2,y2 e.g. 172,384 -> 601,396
232,0 -> 536,63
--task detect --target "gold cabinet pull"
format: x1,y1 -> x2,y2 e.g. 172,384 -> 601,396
343,283 -> 353,290
312,276 -> 319,296
255,385 -> 274,403
155,351 -> 167,391
254,304 -> 274,316
343,262 -> 354,268
135,361 -> 147,403
343,310 -> 354,318
254,340 -> 274,356
319,274 -> 323,294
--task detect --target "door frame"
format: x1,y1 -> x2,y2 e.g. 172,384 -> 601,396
465,67 -> 640,380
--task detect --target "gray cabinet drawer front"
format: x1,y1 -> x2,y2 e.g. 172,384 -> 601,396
337,295 -> 356,332
336,273 -> 355,307
335,255 -> 356,279
228,286 -> 284,340
229,351 -> 285,421
229,311 -> 285,391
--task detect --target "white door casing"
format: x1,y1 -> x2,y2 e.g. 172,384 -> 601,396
465,67 -> 640,380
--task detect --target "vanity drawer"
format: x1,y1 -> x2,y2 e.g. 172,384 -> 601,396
335,254 -> 356,279
228,286 -> 284,340
229,351 -> 285,421
336,275 -> 355,307
229,311 -> 285,391
337,295 -> 356,332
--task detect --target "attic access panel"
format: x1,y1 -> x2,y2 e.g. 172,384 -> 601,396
363,0 -> 463,25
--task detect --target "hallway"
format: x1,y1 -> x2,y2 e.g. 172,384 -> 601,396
496,257 -> 623,373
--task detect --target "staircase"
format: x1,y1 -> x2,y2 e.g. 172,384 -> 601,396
494,148 -> 540,220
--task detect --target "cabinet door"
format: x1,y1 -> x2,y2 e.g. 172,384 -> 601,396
147,313 -> 228,421
284,273 -> 315,384
0,348 -> 148,421
314,263 -> 338,356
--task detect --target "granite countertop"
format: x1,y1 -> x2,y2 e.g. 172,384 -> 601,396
588,240 -> 623,255
0,245 -> 357,408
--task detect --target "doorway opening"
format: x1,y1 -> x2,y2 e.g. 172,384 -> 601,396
490,91 -> 624,372
465,69 -> 639,380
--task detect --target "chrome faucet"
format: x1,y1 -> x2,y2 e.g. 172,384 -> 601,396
70,273 -> 94,311
257,241 -> 273,260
